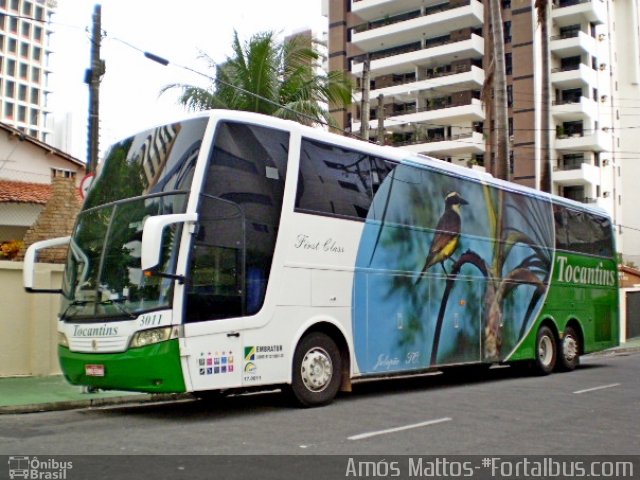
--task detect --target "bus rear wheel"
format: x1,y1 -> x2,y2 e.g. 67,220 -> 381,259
289,332 -> 342,407
533,325 -> 557,375
557,326 -> 580,372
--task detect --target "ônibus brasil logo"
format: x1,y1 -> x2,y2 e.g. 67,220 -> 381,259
8,456 -> 72,479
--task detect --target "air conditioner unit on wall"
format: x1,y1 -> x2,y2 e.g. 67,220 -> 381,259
599,63 -> 607,71
598,34 -> 606,41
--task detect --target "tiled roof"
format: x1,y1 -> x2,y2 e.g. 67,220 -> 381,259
0,180 -> 51,204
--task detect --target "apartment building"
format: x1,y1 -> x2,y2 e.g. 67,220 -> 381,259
615,0 -> 640,265
0,0 -> 55,143
326,0 -> 638,253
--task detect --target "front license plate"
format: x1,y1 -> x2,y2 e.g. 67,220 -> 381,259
85,364 -> 105,377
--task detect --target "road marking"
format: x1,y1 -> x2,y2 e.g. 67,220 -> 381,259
348,417 -> 452,441
573,383 -> 620,394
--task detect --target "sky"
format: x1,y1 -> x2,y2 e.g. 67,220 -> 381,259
48,0 -> 327,161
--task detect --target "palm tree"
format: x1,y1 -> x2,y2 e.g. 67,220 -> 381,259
536,0 -> 552,193
162,31 -> 353,128
487,0 -> 511,182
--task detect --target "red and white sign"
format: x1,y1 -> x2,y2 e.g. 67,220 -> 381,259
79,173 -> 95,200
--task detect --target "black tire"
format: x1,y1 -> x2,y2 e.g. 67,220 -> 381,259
556,325 -> 580,372
289,332 -> 342,407
533,325 -> 557,375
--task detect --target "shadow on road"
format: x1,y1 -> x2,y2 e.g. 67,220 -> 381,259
84,361 -> 611,419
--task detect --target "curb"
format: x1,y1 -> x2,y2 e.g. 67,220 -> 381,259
0,393 -> 193,415
588,345 -> 640,357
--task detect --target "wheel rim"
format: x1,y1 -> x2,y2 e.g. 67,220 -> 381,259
300,347 -> 333,393
563,334 -> 578,362
538,334 -> 554,367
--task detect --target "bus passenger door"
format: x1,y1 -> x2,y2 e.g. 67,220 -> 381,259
182,196 -> 246,392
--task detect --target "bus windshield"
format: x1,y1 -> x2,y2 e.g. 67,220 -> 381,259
60,117 -> 209,321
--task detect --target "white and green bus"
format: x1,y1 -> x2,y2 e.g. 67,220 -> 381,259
24,110 -> 619,406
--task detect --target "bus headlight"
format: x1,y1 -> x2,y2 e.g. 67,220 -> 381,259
58,332 -> 69,347
129,326 -> 179,349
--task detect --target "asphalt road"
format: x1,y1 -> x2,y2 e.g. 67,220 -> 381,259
1,351 -> 638,459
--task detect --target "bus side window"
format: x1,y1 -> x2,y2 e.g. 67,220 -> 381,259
296,139 -> 373,220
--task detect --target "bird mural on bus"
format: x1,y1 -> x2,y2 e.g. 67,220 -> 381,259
416,191 -> 468,281
352,160 -> 554,374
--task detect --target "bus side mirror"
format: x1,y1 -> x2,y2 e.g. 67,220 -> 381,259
141,213 -> 198,272
23,236 -> 71,293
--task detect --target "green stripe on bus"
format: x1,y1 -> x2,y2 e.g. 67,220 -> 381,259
59,339 -> 186,393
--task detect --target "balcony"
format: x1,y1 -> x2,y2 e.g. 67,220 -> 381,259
550,30 -> 596,58
354,66 -> 485,103
353,98 -> 484,132
551,0 -> 606,26
398,131 -> 485,156
550,63 -> 597,89
351,1 -> 483,52
551,96 -> 598,121
352,34 -> 484,77
352,0 -> 447,22
553,161 -> 600,186
554,129 -> 610,152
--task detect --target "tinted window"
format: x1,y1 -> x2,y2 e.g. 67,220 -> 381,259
85,118 -> 208,210
554,204 -> 613,257
186,122 -> 289,322
295,138 -> 395,220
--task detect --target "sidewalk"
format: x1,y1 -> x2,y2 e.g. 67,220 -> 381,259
1,339 -> 639,414
0,375 -> 189,414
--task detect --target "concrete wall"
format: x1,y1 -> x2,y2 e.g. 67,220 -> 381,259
0,260 -> 62,377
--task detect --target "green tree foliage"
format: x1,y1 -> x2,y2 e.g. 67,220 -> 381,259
162,30 -> 353,127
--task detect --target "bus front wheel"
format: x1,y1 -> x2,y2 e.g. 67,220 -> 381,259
557,326 -> 580,372
290,332 -> 342,407
533,325 -> 557,375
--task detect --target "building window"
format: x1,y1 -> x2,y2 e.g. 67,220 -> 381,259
18,83 -> 26,101
10,0 -> 18,11
35,6 -> 43,20
19,62 -> 28,79
22,1 -> 32,16
30,87 -> 38,104
31,66 -> 40,82
21,21 -> 30,38
505,53 -> 512,75
4,102 -> 15,119
20,42 -> 28,58
504,21 -> 512,43
34,26 -> 42,42
8,37 -> 17,53
17,105 -> 26,122
7,58 -> 16,76
5,80 -> 15,98
9,17 -> 17,33
30,108 -> 38,125
32,46 -> 41,61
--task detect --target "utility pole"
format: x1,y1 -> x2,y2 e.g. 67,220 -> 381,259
359,56 -> 370,141
86,4 -> 105,174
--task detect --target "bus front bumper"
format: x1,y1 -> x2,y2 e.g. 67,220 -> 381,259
58,339 -> 186,393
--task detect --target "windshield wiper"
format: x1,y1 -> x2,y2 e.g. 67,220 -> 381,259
61,300 -> 90,319
99,298 -> 136,319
